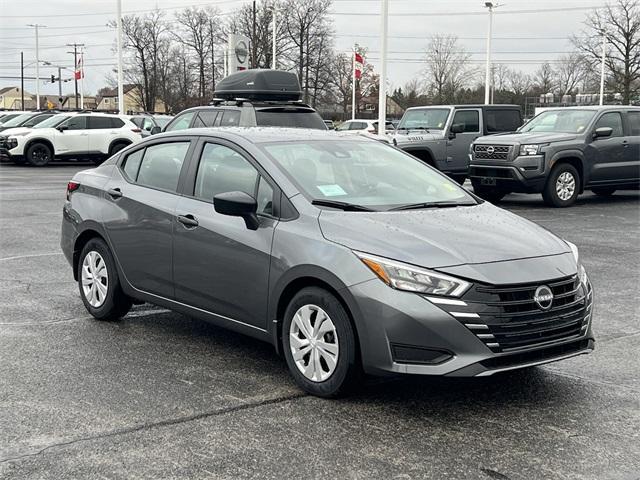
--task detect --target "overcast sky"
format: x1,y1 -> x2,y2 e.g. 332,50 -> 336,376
0,0 -> 606,97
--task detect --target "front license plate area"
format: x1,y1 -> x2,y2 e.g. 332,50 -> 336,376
481,177 -> 497,186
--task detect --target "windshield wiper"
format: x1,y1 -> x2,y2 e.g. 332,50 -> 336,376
311,199 -> 376,212
389,201 -> 477,211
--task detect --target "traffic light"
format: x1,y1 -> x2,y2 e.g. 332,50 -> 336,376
50,74 -> 56,83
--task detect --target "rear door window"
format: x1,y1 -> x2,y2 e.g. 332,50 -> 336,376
485,110 -> 522,133
89,117 -> 112,129
628,111 -> 640,136
133,142 -> 190,192
255,109 -> 326,129
219,110 -> 241,127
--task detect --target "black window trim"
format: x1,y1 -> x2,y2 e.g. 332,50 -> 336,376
181,136 -> 282,220
116,136 -> 196,196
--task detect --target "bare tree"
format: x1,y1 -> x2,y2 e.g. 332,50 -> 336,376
423,35 -> 473,103
533,62 -> 555,93
554,52 -> 589,97
573,0 -> 640,104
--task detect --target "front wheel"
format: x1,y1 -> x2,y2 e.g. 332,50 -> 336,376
450,175 -> 467,186
591,187 -> 616,197
542,163 -> 580,207
282,287 -> 361,397
25,142 -> 53,167
78,238 -> 132,321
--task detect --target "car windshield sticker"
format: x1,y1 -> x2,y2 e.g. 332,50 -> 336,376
317,184 -> 347,197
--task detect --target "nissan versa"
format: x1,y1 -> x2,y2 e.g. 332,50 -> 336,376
61,128 -> 594,397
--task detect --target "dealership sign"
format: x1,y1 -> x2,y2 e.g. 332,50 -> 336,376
228,34 -> 250,72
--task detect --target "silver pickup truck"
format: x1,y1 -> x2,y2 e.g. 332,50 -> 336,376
391,105 -> 523,184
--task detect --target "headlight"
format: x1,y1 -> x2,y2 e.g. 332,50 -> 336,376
566,240 -> 579,263
355,252 -> 471,297
519,144 -> 542,155
566,241 -> 589,286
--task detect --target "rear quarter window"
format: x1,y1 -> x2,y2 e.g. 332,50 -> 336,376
485,110 -> 522,133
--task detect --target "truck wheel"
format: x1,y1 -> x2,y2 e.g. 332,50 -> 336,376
26,143 -> 53,167
471,181 -> 508,203
591,187 -> 616,197
542,163 -> 580,207
450,175 -> 467,185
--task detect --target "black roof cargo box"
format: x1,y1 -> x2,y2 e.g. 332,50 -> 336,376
214,69 -> 302,101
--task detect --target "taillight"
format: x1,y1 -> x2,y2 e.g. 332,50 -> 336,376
131,128 -> 142,133
67,181 -> 80,200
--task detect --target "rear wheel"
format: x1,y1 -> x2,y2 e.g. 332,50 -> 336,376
542,163 -> 580,207
471,181 -> 508,203
25,142 -> 53,166
77,238 -> 132,321
282,287 -> 361,397
591,187 -> 616,197
109,142 -> 128,157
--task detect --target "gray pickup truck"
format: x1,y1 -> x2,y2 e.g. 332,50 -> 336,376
391,104 -> 522,184
470,106 -> 640,207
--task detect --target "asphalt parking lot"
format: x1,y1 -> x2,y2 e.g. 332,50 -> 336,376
0,163 -> 639,480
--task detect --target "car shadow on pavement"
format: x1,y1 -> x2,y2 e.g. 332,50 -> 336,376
497,190 -> 640,210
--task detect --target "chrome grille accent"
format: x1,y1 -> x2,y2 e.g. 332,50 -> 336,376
474,144 -> 511,160
439,275 -> 592,353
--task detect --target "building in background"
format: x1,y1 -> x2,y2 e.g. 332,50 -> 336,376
0,87 -> 33,110
96,84 -> 165,113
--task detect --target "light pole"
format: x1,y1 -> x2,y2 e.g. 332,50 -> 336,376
483,2 -> 495,105
377,0 -> 389,137
599,32 -> 607,106
27,23 -> 46,110
116,0 -> 125,114
271,3 -> 277,69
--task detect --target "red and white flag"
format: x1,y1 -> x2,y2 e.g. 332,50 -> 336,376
75,54 -> 84,80
354,52 -> 364,79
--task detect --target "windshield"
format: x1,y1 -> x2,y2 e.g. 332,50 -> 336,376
1,113 -> 33,127
261,139 -> 477,210
154,117 -> 172,127
397,108 -> 451,130
520,110 -> 597,134
0,114 -> 22,125
22,114 -> 52,127
255,109 -> 327,130
34,115 -> 70,129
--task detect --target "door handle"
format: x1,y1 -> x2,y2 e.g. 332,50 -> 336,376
177,214 -> 199,228
107,188 -> 122,199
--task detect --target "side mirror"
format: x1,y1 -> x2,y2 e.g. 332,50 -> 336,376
150,126 -> 161,135
450,123 -> 465,134
593,127 -> 613,139
214,191 -> 259,230
57,125 -> 68,132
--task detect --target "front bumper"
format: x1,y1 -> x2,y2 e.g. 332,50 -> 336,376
469,154 -> 547,192
349,274 -> 594,377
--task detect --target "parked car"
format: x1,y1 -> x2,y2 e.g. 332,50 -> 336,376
336,119 -> 395,134
0,111 -> 57,133
470,106 -> 640,206
323,119 -> 335,129
61,127 -> 594,397
163,69 -> 327,132
0,112 -> 142,166
392,105 -> 523,184
0,111 -> 28,125
130,114 -> 174,137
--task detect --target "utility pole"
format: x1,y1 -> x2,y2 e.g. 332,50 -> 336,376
58,67 -> 63,109
27,24 -> 45,109
599,32 -> 606,106
20,52 -> 24,109
272,3 -> 277,69
377,0 -> 388,137
116,0 -> 125,114
252,0 -> 257,69
352,44 -> 357,121
483,2 -> 496,105
67,43 -> 84,109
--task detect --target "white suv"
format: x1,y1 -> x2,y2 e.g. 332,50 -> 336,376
0,112 -> 142,166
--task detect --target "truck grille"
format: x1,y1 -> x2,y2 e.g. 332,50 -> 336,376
474,144 -> 510,160
437,275 -> 592,353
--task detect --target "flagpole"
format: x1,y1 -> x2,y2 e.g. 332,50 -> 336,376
80,49 -> 84,109
351,44 -> 356,120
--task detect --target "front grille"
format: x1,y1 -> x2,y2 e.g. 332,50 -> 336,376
438,275 -> 593,353
474,144 -> 511,160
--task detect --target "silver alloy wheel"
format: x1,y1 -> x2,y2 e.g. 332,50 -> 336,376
289,304 -> 339,382
81,251 -> 108,308
556,171 -> 576,201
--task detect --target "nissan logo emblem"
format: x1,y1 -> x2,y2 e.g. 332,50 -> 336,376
534,285 -> 554,310
486,146 -> 495,155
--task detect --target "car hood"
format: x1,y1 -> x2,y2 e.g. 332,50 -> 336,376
318,202 -> 570,269
0,127 -> 31,137
475,132 -> 578,144
392,130 -> 445,144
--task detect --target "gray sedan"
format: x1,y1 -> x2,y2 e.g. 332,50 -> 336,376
60,128 -> 594,397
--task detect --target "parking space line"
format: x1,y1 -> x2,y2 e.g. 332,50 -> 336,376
0,308 -> 172,326
0,252 -> 63,262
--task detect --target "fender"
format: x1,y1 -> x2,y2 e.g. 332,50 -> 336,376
549,149 -> 587,187
400,145 -> 439,165
107,138 -> 132,155
267,264 -> 366,354
24,137 -> 56,156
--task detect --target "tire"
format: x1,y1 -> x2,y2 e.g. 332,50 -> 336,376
282,287 -> 361,397
542,163 -> 580,207
591,187 -> 616,197
451,175 -> 467,185
25,142 -> 53,167
471,181 -> 508,203
109,142 -> 128,157
77,238 -> 132,321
